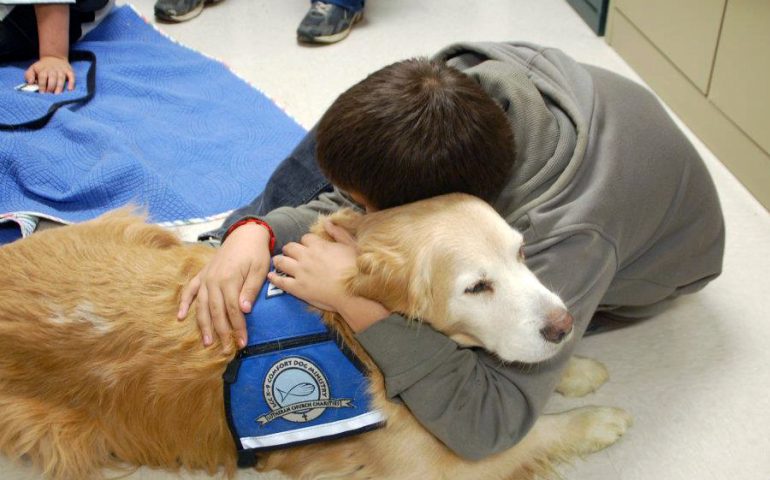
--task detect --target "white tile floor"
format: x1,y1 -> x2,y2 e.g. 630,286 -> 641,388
3,1 -> 770,479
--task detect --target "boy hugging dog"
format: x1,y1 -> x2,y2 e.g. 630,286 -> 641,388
184,43 -> 723,461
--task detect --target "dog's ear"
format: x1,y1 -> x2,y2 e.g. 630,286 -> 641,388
347,244 -> 411,314
347,241 -> 437,321
404,257 -> 437,323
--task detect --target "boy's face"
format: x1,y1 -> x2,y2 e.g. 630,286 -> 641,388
348,191 -> 377,214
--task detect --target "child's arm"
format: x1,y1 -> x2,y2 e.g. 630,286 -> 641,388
24,3 -> 75,94
177,222 -> 273,352
179,188 -> 358,348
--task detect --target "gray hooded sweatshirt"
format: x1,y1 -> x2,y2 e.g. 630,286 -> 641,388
253,42 -> 725,460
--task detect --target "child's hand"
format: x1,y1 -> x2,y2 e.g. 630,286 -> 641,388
178,223 -> 272,351
268,220 -> 390,332
24,56 -> 75,94
270,233 -> 357,313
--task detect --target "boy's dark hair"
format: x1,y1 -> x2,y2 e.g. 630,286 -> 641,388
316,58 -> 515,210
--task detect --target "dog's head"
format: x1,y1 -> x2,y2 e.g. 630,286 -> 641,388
325,193 -> 573,364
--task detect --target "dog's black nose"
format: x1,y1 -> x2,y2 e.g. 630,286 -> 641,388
540,310 -> 574,344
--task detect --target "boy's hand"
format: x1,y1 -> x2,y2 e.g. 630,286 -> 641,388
270,232 -> 356,313
24,56 -> 75,94
268,220 -> 390,333
178,223 -> 272,350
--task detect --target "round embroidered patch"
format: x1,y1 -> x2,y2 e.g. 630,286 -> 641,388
259,356 -> 347,424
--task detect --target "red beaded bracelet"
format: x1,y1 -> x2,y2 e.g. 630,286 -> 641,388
223,218 -> 276,253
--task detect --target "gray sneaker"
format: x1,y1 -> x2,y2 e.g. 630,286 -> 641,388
297,2 -> 363,44
155,0 -> 220,22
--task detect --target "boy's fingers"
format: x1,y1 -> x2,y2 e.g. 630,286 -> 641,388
272,254 -> 299,277
178,274 -> 201,319
281,241 -> 304,259
300,233 -> 321,246
267,271 -> 295,293
43,72 -> 54,93
195,288 -> 213,347
324,220 -> 356,247
38,71 -> 49,91
46,73 -> 57,93
54,72 -> 65,94
223,285 -> 241,320
66,70 -> 75,91
24,67 -> 35,84
222,283 -> 246,348
239,269 -> 265,313
229,313 -> 248,350
207,287 -> 233,352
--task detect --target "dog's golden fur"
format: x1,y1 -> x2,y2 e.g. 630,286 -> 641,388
0,194 -> 629,480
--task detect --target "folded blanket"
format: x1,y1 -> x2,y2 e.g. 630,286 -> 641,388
0,5 -> 305,244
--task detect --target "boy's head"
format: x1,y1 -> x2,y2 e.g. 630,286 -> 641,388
316,58 -> 515,211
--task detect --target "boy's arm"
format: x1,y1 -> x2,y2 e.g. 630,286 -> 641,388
355,231 -> 618,460
26,3 -> 75,93
178,187 -> 357,347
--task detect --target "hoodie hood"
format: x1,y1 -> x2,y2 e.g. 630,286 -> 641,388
432,42 -> 595,226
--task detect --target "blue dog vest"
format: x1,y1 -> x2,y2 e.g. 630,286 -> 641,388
223,273 -> 386,467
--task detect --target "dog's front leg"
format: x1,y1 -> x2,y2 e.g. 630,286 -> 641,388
455,406 -> 631,480
555,356 -> 609,397
486,406 -> 632,478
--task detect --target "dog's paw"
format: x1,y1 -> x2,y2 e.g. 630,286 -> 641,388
556,356 -> 609,397
568,406 -> 633,454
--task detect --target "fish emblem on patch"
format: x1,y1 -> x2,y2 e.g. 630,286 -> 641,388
258,356 -> 354,424
277,382 -> 315,401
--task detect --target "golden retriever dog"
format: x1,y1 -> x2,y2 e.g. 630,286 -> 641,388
0,193 -> 630,479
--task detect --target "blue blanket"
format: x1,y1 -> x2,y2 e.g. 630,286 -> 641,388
0,6 -> 305,244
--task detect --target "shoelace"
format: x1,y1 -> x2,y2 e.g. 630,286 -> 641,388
311,2 -> 333,15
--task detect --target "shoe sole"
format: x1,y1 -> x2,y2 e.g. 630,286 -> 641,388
298,10 -> 363,44
155,0 -> 222,23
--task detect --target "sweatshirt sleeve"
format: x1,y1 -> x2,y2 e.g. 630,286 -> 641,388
259,188 -> 358,253
355,229 -> 618,460
212,187 -> 358,254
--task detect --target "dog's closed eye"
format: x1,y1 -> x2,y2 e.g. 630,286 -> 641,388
464,279 -> 494,295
